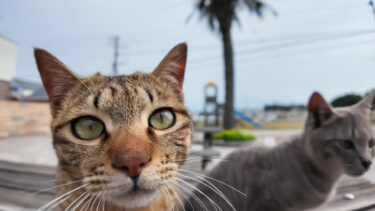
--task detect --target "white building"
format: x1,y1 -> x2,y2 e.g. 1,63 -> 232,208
0,35 -> 17,99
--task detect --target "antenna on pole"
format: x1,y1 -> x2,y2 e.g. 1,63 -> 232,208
112,36 -> 120,76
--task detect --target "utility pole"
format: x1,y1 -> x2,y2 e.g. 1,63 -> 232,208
112,36 -> 120,75
370,0 -> 375,22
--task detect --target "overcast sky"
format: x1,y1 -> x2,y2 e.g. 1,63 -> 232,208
1,0 -> 375,111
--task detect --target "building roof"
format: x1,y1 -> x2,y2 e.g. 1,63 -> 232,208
10,78 -> 48,102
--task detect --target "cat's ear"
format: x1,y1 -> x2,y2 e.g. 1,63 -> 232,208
307,92 -> 335,129
152,43 -> 187,91
34,48 -> 79,116
354,92 -> 375,112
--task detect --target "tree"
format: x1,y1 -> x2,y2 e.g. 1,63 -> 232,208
331,94 -> 362,107
194,0 -> 272,129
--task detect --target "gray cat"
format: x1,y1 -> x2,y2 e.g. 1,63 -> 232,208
185,92 -> 375,211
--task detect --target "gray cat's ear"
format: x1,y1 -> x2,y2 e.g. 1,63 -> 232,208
152,43 -> 187,90
354,92 -> 375,112
307,92 -> 334,129
34,48 -> 79,116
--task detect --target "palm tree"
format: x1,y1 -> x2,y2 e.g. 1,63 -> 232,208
195,0 -> 273,129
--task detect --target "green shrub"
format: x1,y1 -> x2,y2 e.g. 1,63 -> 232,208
212,129 -> 256,142
331,94 -> 362,107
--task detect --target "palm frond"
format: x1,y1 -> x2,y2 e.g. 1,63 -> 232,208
193,0 -> 275,31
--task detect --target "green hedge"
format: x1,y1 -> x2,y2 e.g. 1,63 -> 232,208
212,129 -> 256,142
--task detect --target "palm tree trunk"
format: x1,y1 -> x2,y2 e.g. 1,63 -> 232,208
222,28 -> 235,129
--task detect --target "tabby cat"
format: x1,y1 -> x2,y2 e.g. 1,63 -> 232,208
186,92 -> 375,211
35,43 -> 192,210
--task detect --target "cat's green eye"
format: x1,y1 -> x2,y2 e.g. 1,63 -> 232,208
369,139 -> 374,148
72,116 -> 105,140
149,109 -> 175,130
342,139 -> 355,150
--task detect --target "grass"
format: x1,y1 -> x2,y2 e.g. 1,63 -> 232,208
213,129 -> 256,142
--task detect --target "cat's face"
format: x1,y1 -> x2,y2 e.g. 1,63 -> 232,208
305,92 -> 374,176
35,44 -> 192,209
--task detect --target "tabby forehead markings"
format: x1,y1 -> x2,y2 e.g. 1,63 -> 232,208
34,43 -> 191,210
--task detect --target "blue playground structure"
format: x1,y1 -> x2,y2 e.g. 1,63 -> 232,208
234,111 -> 262,128
200,81 -> 262,128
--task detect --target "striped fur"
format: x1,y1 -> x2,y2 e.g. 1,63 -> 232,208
35,43 -> 192,210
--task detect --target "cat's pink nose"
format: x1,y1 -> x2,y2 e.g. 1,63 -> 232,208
123,156 -> 150,178
113,152 -> 151,178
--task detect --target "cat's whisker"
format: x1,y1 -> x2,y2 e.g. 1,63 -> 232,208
169,180 -> 195,211
102,190 -> 108,211
177,169 -> 247,197
176,176 -> 223,211
185,156 -> 230,162
176,172 -> 233,211
170,157 -> 229,164
81,193 -> 95,211
26,179 -> 84,197
172,180 -> 208,211
165,181 -> 185,211
45,195 -> 70,211
90,192 -> 101,211
64,190 -> 88,211
177,171 -> 235,200
36,184 -> 88,211
75,75 -> 94,95
161,185 -> 176,211
175,177 -> 222,211
72,191 -> 91,211
96,190 -> 105,211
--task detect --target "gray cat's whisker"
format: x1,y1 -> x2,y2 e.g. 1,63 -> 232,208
36,184 -> 88,211
177,173 -> 233,210
178,169 -> 247,197
176,177 -> 223,211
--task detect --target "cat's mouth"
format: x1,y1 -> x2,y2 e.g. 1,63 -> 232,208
109,187 -> 158,209
345,167 -> 368,177
117,188 -> 155,197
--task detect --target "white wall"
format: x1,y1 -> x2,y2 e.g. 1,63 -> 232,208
0,36 -> 17,82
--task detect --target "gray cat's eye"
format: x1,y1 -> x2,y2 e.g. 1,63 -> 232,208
149,109 -> 175,130
72,116 -> 105,140
342,139 -> 355,150
369,139 -> 374,148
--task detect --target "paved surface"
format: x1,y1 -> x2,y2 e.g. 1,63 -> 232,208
0,133 -> 374,211
0,135 -> 57,166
